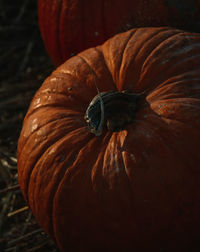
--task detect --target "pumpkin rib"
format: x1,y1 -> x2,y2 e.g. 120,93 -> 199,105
25,72 -> 90,118
113,28 -> 138,86
52,136 -> 105,249
18,117 -> 85,202
101,131 -> 136,189
118,27 -> 175,90
132,104 -> 200,170
25,104 -> 83,123
139,31 -> 187,74
140,33 -> 200,75
100,28 -> 138,87
146,115 -> 200,171
76,55 -> 101,92
150,99 -> 200,126
76,53 -> 116,94
26,125 -> 90,201
146,56 -> 200,92
19,108 -> 84,157
149,72 -> 200,100
138,42 -> 200,92
90,133 -> 113,191
29,127 -> 93,238
51,71 -> 99,105
57,49 -> 116,97
91,46 -> 115,88
130,113 -> 192,174
112,120 -> 188,201
147,78 -> 200,102
95,115 -> 172,187
32,89 -> 74,100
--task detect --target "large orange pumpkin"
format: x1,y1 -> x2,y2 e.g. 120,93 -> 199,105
38,0 -> 200,66
18,27 -> 200,251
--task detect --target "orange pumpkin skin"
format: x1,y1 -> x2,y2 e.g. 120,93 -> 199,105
38,0 -> 200,66
18,27 -> 200,252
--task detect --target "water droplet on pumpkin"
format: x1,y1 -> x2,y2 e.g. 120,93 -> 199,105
49,147 -> 56,155
34,98 -> 41,105
41,88 -> 51,94
130,154 -> 136,161
31,123 -> 38,132
37,128 -> 47,140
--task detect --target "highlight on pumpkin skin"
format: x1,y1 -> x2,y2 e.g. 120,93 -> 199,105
84,90 -> 142,135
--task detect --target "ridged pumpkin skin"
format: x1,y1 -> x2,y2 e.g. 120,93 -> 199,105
18,27 -> 200,252
38,0 -> 200,66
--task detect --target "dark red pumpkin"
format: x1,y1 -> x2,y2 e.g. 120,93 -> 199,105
38,0 -> 200,66
18,27 -> 200,252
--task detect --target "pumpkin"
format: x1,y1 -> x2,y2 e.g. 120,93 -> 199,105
18,27 -> 200,252
38,0 -> 200,66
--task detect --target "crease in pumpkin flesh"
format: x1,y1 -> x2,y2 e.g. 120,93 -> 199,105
137,33 -> 200,91
18,108 -> 85,201
51,133 -> 112,243
27,126 -> 93,238
117,27 -> 180,91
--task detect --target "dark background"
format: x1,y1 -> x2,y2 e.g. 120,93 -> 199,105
0,0 -> 59,251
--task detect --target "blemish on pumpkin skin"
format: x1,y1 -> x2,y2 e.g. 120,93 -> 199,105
56,154 -> 66,163
47,95 -> 52,101
41,88 -> 51,94
34,98 -> 41,105
146,133 -> 151,138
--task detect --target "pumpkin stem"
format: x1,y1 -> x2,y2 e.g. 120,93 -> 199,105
84,90 -> 142,136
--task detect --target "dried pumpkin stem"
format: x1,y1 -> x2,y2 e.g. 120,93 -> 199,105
85,90 -> 142,136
